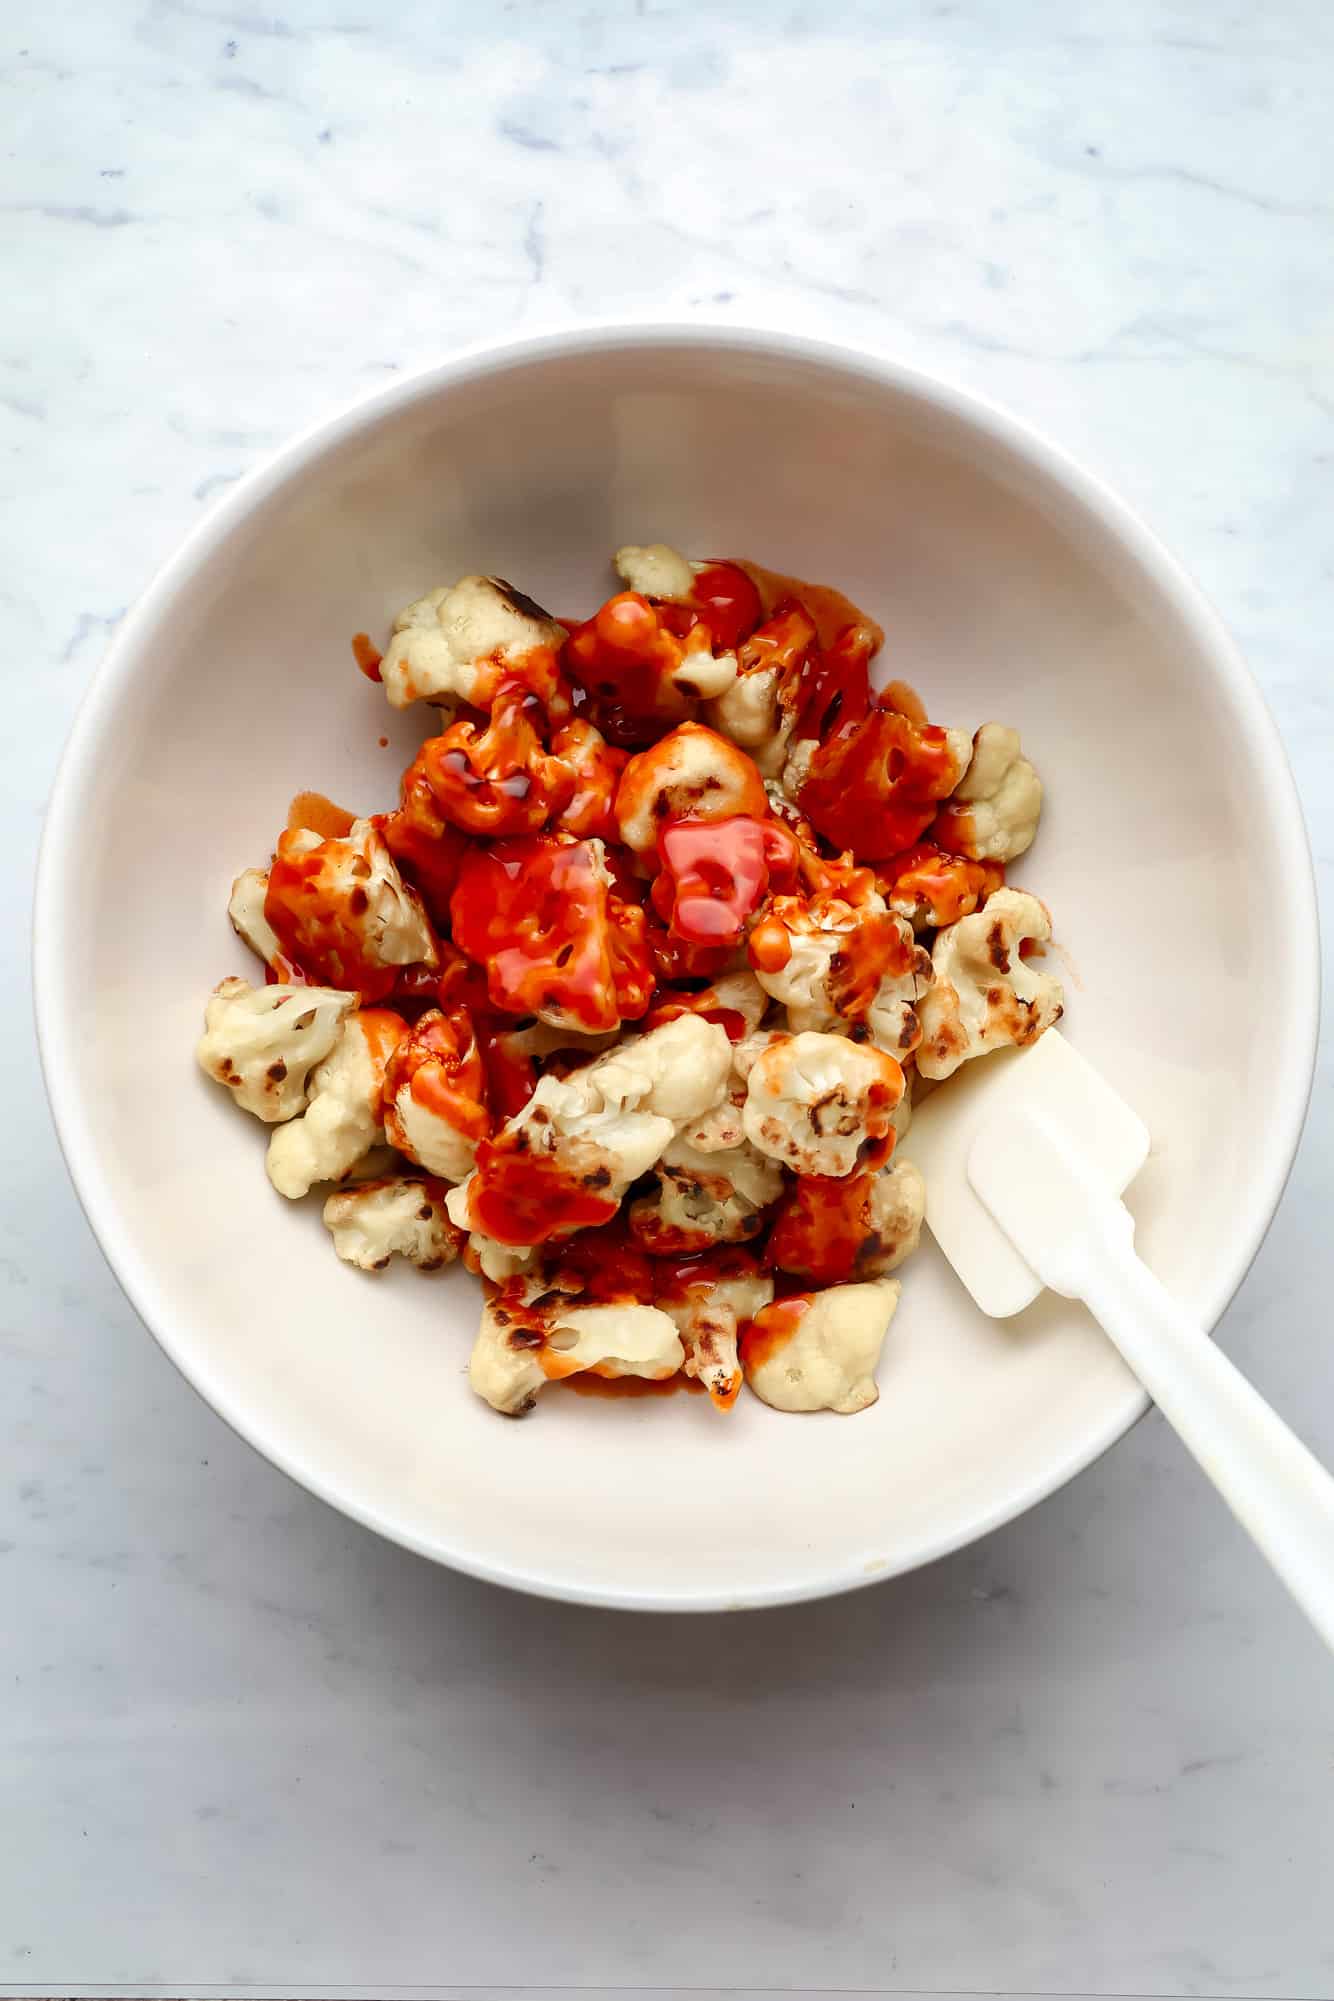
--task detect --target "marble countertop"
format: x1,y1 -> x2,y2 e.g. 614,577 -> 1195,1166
5,3 -> 1333,1996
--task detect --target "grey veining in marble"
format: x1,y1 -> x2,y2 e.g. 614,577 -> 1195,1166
3,2 -> 1332,1996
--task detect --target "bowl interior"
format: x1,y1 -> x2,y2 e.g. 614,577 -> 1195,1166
38,334 -> 1316,1608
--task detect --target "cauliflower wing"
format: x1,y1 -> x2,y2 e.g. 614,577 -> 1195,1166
613,542 -> 696,601
383,1006 -> 491,1182
196,978 -> 354,1122
322,1176 -> 464,1272
915,887 -> 1063,1081
228,866 -> 281,969
627,1132 -> 784,1253
704,601 -> 819,777
741,1278 -> 900,1414
742,1030 -> 904,1178
879,841 -> 1004,932
614,722 -> 768,854
767,1156 -> 925,1285
658,1255 -> 774,1409
932,723 -> 1042,863
749,873 -> 932,1051
446,1014 -> 732,1247
468,1290 -> 684,1416
263,819 -> 436,1000
379,575 -> 567,712
565,593 -> 738,742
266,1008 -> 408,1198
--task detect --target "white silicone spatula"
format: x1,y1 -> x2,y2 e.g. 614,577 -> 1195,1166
908,1030 -> 1334,1652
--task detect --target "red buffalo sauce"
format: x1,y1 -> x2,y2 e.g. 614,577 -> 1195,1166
265,824 -> 397,999
879,841 -> 1004,928
799,704 -> 963,859
465,1133 -> 620,1246
562,1372 -> 705,1400
286,791 -> 358,839
451,835 -> 652,1033
688,561 -> 763,651
352,632 -> 383,682
731,560 -> 884,656
738,1294 -> 813,1373
652,815 -> 792,949
767,1169 -> 880,1285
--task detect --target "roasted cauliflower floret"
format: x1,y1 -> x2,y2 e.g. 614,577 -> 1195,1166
447,1015 -> 732,1247
591,1012 -> 734,1123
450,834 -> 653,1035
266,1009 -> 408,1199
614,722 -> 768,855
413,680 -> 577,838
321,1175 -> 463,1272
674,1080 -> 748,1153
383,1007 -> 491,1182
794,707 -> 973,859
742,1030 -> 904,1178
468,1291 -> 684,1415
705,600 -> 819,776
627,1133 -> 784,1254
915,887 -> 1064,1081
659,1256 -> 774,1409
741,1278 -> 900,1414
196,978 -> 354,1122
749,875 -> 932,1051
613,542 -> 695,601
879,841 -> 1005,932
767,1156 -> 925,1285
379,575 -> 566,712
263,819 -> 436,1001
933,724 -> 1042,864
565,593 -> 738,737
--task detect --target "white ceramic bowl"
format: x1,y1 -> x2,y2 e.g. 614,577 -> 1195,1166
36,326 -> 1317,1611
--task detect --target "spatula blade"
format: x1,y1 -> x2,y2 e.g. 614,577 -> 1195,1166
906,1030 -> 1149,1319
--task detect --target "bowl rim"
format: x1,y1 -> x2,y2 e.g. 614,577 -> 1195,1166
33,319 -> 1321,1612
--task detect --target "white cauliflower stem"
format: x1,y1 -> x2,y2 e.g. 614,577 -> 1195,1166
743,1279 -> 900,1414
916,888 -> 1064,1080
196,978 -> 354,1122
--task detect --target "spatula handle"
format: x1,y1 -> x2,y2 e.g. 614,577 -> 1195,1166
1042,1197 -> 1334,1654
